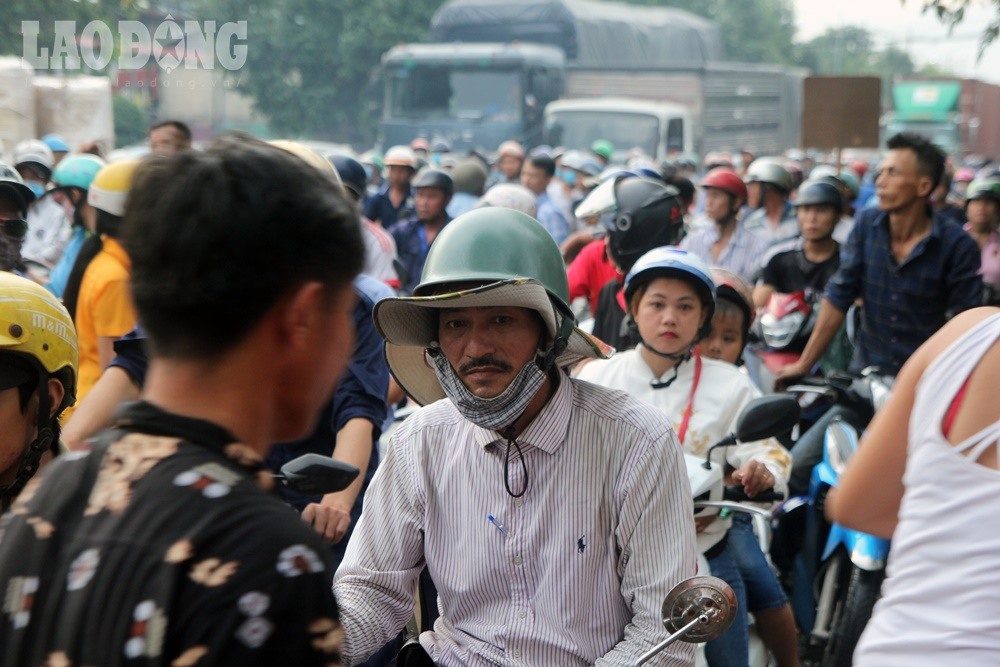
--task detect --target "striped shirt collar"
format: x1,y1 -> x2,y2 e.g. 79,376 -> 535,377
470,370 -> 572,455
702,220 -> 755,246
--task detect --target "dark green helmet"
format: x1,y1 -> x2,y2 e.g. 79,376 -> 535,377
415,207 -> 571,315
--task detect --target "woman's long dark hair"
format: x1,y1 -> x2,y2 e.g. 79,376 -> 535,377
63,210 -> 122,322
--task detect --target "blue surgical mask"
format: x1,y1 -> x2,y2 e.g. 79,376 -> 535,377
26,181 -> 45,198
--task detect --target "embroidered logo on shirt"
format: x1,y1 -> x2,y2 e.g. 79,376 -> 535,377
578,536 -> 587,554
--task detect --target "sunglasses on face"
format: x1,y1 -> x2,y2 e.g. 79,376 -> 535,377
0,218 -> 28,239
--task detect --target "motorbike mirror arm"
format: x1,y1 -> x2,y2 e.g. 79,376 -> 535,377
702,434 -> 737,470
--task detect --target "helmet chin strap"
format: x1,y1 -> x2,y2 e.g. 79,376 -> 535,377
627,316 -> 694,389
0,368 -> 55,511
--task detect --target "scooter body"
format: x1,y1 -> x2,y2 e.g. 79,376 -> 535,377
775,372 -> 893,667
746,291 -> 819,393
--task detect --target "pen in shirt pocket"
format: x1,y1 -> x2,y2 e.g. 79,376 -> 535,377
487,514 -> 508,535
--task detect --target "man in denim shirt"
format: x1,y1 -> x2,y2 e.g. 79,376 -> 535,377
777,132 -> 982,495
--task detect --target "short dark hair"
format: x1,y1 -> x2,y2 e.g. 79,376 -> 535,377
886,132 -> 946,193
148,120 -> 192,142
528,155 -> 556,177
123,132 -> 364,359
666,175 -> 696,211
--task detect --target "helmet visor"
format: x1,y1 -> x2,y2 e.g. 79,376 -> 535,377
574,177 -> 618,219
0,356 -> 35,391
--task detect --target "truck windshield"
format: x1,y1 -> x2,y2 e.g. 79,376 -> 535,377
389,66 -> 521,121
546,111 -> 660,158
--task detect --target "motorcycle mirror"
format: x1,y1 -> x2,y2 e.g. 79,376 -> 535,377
735,394 -> 801,442
662,575 -> 738,641
274,454 -> 360,496
635,576 -> 738,666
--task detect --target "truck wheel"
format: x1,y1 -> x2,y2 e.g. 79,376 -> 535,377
821,565 -> 884,667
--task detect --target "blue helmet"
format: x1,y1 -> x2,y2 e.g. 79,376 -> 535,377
329,153 -> 367,201
624,246 -> 716,339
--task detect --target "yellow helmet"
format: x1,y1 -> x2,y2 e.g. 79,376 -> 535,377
268,140 -> 345,191
87,158 -> 141,217
0,271 -> 78,412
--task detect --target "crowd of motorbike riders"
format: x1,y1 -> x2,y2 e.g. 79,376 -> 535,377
0,120 -> 996,667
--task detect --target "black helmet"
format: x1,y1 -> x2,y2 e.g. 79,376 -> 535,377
588,176 -> 684,273
796,178 -> 844,214
330,154 -> 367,201
412,168 -> 454,196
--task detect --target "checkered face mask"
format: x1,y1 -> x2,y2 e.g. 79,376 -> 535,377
426,344 -> 547,432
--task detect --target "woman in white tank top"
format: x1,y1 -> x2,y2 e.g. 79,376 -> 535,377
829,306 -> 1000,666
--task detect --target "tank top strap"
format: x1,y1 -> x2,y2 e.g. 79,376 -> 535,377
914,313 -> 1000,434
954,421 -> 1000,459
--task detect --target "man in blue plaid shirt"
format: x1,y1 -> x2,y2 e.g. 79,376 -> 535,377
777,132 -> 982,495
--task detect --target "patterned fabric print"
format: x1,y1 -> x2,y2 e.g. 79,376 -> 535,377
0,402 -> 344,667
309,618 -> 345,659
85,434 -> 180,515
123,599 -> 167,660
225,443 -> 275,492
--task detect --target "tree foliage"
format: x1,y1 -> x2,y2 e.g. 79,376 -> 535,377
113,93 -> 149,147
633,0 -> 798,65
794,26 -> 916,77
1,0 -> 143,71
921,0 -> 1000,57
193,0 -> 444,143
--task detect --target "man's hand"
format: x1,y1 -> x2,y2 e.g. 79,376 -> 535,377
731,461 -> 775,498
773,360 -> 809,391
302,496 -> 353,543
694,514 -> 717,533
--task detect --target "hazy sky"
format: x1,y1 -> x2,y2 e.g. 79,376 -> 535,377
791,0 -> 1000,83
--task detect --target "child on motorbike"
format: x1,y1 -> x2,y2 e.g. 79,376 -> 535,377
699,268 -> 802,667
576,247 -> 793,667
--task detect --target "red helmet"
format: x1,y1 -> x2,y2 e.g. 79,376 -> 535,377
699,167 -> 747,201
711,267 -> 755,332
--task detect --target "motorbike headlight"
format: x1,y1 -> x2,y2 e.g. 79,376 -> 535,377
824,419 -> 857,476
760,310 -> 805,349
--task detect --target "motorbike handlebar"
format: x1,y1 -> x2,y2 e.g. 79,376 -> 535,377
722,486 -> 785,503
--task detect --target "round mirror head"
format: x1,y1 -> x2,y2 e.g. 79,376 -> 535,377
661,575 -> 738,643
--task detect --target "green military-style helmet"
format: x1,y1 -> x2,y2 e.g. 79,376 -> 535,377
413,207 -> 573,316
374,207 -> 612,405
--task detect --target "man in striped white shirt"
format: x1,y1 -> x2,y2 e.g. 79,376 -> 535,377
680,167 -> 770,283
335,208 -> 697,666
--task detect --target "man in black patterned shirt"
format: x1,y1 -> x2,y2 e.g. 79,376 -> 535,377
0,134 -> 363,666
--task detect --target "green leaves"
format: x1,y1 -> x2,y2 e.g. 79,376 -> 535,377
192,0 -> 444,141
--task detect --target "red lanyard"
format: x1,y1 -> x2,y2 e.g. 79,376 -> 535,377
677,354 -> 703,445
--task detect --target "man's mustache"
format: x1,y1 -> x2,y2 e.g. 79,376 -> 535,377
459,356 -> 513,374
